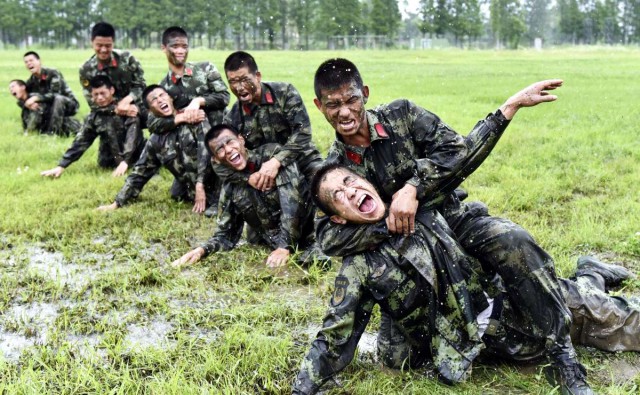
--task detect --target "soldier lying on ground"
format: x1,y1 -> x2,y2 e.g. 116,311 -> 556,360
97,85 -> 216,213
9,78 -> 80,136
147,26 -> 230,216
172,124 -> 329,268
293,164 -> 639,395
40,76 -> 145,179
312,58 -> 589,394
22,51 -> 81,136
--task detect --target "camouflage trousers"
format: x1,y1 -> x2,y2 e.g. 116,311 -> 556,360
25,95 -> 80,136
169,171 -> 220,211
378,197 -> 575,368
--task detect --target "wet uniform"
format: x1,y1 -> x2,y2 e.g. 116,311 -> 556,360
316,99 -> 575,370
114,121 -> 214,207
201,144 -> 314,256
217,81 -> 322,186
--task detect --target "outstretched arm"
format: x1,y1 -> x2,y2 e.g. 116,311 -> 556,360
499,79 -> 563,120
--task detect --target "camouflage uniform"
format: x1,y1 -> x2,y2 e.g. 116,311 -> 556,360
22,67 -> 81,136
57,104 -> 145,170
200,144 -> 314,256
295,211 -> 640,394
218,81 -> 322,185
114,121 -> 214,207
79,50 -> 147,122
147,61 -> 230,135
316,100 -> 576,372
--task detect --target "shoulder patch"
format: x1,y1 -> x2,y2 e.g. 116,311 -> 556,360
316,210 -> 326,218
82,79 -> 89,87
331,275 -> 349,306
265,90 -> 274,104
374,123 -> 388,138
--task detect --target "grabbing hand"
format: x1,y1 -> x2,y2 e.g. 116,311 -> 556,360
386,184 -> 418,236
192,182 -> 206,213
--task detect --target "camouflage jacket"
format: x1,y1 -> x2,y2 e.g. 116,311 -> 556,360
59,104 -> 144,168
217,81 -> 322,185
147,61 -> 230,135
25,67 -> 79,112
201,144 -> 312,255
115,120 -> 211,206
293,209 -> 491,394
316,100 -> 511,256
79,50 -> 146,110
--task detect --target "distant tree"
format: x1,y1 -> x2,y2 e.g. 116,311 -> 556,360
491,0 -> 526,48
449,0 -> 483,46
290,0 -> 318,49
370,0 -> 402,41
558,0 -> 583,43
523,0 -> 550,44
316,0 -> 363,48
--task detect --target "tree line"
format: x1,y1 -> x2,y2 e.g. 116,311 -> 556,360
0,0 -> 639,49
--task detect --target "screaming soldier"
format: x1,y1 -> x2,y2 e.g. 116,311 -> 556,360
172,124 -> 327,268
97,85 -> 215,213
148,26 -> 230,215
311,58 -> 592,394
293,165 -> 639,395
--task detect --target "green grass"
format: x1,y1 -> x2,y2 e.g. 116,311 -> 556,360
1,47 -> 639,393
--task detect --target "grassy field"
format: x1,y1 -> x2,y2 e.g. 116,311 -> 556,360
0,47 -> 639,394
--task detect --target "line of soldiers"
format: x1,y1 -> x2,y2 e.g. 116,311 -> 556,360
11,21 -> 640,395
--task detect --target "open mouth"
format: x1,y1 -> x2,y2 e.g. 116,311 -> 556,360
357,194 -> 376,213
228,152 -> 241,165
339,119 -> 356,130
159,102 -> 170,112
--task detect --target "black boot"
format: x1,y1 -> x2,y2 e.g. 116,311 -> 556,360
576,256 -> 634,289
544,360 -> 594,395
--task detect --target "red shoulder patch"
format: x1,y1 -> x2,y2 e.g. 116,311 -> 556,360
346,150 -> 362,165
265,90 -> 274,104
374,123 -> 388,138
41,74 -> 47,81
185,68 -> 193,76
111,58 -> 118,67
248,162 -> 256,173
171,73 -> 178,84
242,104 -> 251,115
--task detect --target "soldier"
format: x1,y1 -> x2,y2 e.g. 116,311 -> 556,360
311,58 -> 590,394
9,79 -> 40,134
221,51 -> 322,192
79,22 -> 146,123
172,124 -> 327,268
22,51 -> 81,136
293,165 -> 638,395
40,76 -> 145,178
148,26 -> 230,216
97,85 -> 215,213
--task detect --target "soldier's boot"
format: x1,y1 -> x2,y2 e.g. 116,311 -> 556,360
544,359 -> 593,395
576,256 -> 634,290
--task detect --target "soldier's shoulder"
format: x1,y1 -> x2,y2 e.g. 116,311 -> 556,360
79,55 -> 97,72
265,81 -> 293,92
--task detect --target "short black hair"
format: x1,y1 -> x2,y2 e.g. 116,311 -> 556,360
204,124 -> 240,156
224,51 -> 258,74
9,79 -> 26,87
92,22 -> 115,40
162,26 -> 188,46
314,58 -> 363,99
142,84 -> 165,108
23,51 -> 40,60
309,161 -> 357,216
89,75 -> 113,90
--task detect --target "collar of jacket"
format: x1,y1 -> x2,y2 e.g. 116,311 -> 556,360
97,55 -> 119,71
241,82 -> 274,115
169,64 -> 194,84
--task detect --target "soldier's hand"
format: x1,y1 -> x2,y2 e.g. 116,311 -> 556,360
40,166 -> 65,178
112,162 -> 129,177
248,172 -> 271,191
96,202 -> 119,212
387,184 -> 418,236
25,96 -> 40,111
192,182 -> 206,214
183,108 -> 206,124
256,158 -> 280,191
266,248 -> 290,268
172,247 -> 205,268
500,79 -> 563,120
